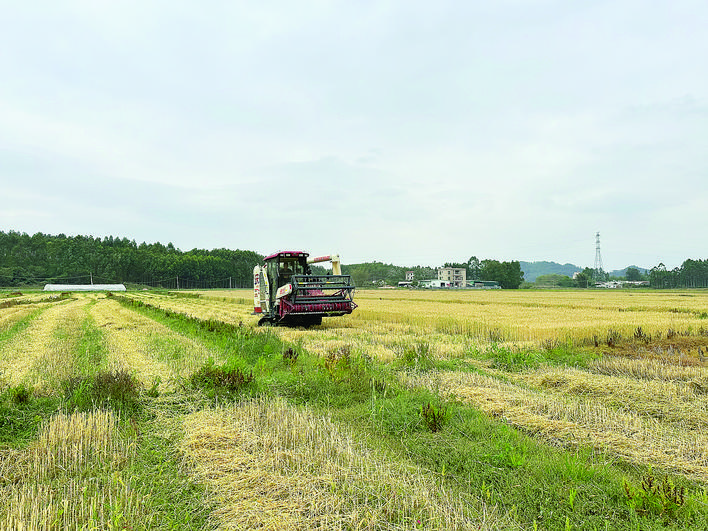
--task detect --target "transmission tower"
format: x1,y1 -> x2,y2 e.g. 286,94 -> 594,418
594,232 -> 604,281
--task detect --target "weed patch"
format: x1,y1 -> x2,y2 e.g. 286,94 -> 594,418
486,345 -> 542,371
8,383 -> 32,405
368,392 -> 446,436
0,386 -> 58,445
187,358 -> 255,398
396,341 -> 435,371
624,471 -> 690,519
282,346 -> 299,365
324,346 -> 353,382
62,369 -> 142,415
420,401 -> 450,432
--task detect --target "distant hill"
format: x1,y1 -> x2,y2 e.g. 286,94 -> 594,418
608,266 -> 649,278
520,261 -> 581,282
520,261 -> 650,282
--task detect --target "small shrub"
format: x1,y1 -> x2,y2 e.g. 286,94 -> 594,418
324,347 -> 352,382
94,370 -> 142,403
62,376 -> 93,411
634,326 -> 651,343
488,328 -> 504,343
370,376 -> 387,396
318,346 -> 373,398
495,442 -> 528,468
541,338 -> 560,351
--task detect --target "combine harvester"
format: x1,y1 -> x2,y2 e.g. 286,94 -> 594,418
253,251 -> 357,327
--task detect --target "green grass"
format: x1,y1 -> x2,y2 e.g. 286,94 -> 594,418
127,403 -> 214,530
478,341 -> 600,372
0,388 -> 58,446
336,396 -> 708,530
74,307 -> 110,374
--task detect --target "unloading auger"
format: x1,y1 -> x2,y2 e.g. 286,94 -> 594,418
253,251 -> 357,327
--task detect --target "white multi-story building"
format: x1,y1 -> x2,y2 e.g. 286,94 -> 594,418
437,267 -> 466,288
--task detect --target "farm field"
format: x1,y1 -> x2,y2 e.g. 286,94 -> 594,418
1,288 -> 708,529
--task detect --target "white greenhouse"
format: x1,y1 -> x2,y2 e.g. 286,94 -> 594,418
43,284 -> 126,292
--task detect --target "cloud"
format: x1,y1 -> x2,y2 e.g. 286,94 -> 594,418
1,2 -> 707,270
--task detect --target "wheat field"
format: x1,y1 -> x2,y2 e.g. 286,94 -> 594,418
2,287 -> 708,529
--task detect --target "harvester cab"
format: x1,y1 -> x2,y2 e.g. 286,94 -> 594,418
253,251 -> 357,327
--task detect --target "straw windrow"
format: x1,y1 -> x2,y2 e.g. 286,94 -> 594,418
181,396 -> 514,530
0,305 -> 45,334
410,370 -> 708,483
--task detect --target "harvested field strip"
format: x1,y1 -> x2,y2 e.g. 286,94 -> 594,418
516,366 -> 708,429
0,297 -> 89,390
0,304 -> 45,334
89,297 -> 215,389
197,293 -> 252,306
125,292 -> 253,325
0,293 -> 50,307
0,410 -> 147,529
411,371 -> 708,483
181,396 -> 513,531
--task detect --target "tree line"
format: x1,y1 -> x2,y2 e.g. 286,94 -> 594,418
0,231 -> 262,288
2,231 -> 705,290
649,260 -> 708,288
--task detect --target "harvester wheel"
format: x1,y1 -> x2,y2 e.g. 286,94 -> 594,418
257,317 -> 273,327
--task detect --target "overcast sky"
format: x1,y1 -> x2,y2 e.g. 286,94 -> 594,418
1,1 -> 706,270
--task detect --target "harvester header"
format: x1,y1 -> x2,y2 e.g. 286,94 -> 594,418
253,251 -> 356,327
